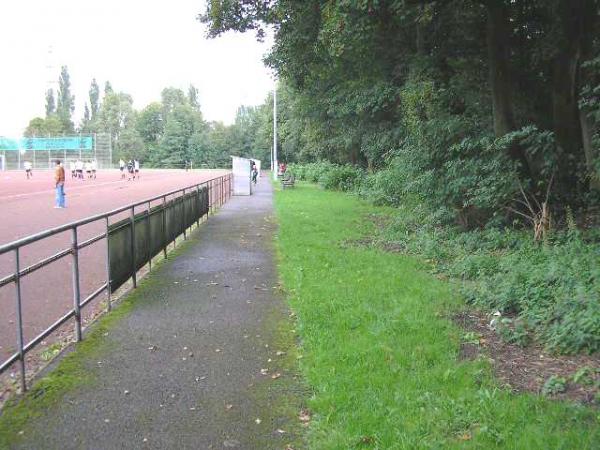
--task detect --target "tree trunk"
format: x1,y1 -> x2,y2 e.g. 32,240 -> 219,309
485,1 -> 514,137
484,1 -> 531,177
576,0 -> 599,190
580,106 -> 600,189
416,5 -> 426,56
551,0 -> 594,198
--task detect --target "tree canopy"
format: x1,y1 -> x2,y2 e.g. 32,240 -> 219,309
201,0 -> 600,225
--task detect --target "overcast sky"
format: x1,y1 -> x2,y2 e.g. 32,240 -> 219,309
0,0 -> 275,137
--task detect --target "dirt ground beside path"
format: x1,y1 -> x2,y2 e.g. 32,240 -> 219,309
1,179 -> 306,449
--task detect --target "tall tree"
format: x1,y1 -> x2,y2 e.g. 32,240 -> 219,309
161,87 -> 187,116
56,65 -> 75,133
549,0 -> 597,194
89,78 -> 100,119
25,116 -> 64,137
188,84 -> 200,112
104,81 -> 113,96
45,88 -> 56,117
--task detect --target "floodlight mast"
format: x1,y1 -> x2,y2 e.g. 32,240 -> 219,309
273,86 -> 278,180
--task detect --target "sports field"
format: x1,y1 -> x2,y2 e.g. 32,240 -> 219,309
0,168 -> 229,368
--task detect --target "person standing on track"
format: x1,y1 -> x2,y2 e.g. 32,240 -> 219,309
24,160 -> 33,179
127,159 -> 134,181
76,159 -> 84,180
91,159 -> 97,179
54,160 -> 66,208
69,160 -> 76,179
134,159 -> 140,180
119,158 -> 126,179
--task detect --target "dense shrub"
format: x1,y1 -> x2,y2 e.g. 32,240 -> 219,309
319,165 -> 365,191
289,161 -> 365,191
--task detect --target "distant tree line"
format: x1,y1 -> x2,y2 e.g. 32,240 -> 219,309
25,67 -> 273,168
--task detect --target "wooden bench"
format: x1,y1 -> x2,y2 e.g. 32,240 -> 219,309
281,173 -> 295,189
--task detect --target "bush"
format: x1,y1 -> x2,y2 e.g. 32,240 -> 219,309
289,162 -> 365,191
291,162 -> 600,355
319,165 -> 365,191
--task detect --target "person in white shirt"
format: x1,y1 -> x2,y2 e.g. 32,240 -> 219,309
69,160 -> 76,179
134,159 -> 140,179
85,161 -> 92,179
24,161 -> 33,179
119,159 -> 126,179
91,160 -> 97,179
76,159 -> 84,180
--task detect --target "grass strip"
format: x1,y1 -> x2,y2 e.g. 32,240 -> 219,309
274,183 -> 599,449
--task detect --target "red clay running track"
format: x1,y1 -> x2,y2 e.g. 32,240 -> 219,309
0,169 -> 229,366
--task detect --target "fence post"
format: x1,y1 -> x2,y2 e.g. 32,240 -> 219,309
182,188 -> 187,240
208,181 -> 212,214
71,227 -> 82,342
105,217 -> 111,312
13,248 -> 27,392
130,206 -> 137,288
162,196 -> 168,259
147,202 -> 152,272
196,185 -> 201,227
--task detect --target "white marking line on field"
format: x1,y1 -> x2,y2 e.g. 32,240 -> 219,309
0,179 -> 132,202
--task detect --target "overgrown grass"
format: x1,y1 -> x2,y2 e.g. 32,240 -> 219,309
274,183 -> 599,449
289,161 -> 600,354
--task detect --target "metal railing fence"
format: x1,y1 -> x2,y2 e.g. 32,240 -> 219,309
0,174 -> 232,392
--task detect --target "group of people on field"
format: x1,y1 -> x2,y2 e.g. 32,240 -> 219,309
119,158 -> 140,181
69,159 -> 98,180
23,159 -> 98,180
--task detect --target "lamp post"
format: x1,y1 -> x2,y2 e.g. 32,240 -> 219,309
273,86 -> 278,180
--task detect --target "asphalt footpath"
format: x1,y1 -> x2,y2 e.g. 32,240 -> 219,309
11,177 -> 303,449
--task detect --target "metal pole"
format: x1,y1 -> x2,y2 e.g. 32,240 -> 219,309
182,188 -> 187,240
108,133 -> 112,168
105,217 -> 111,312
273,86 -> 278,181
14,248 -> 27,392
209,181 -> 212,214
71,227 -> 82,342
162,196 -> 168,259
196,185 -> 200,227
130,206 -> 137,288
147,202 -> 152,271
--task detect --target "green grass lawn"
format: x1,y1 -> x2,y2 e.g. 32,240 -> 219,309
274,183 -> 599,449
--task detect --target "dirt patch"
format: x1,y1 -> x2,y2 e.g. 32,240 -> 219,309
454,310 -> 600,405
